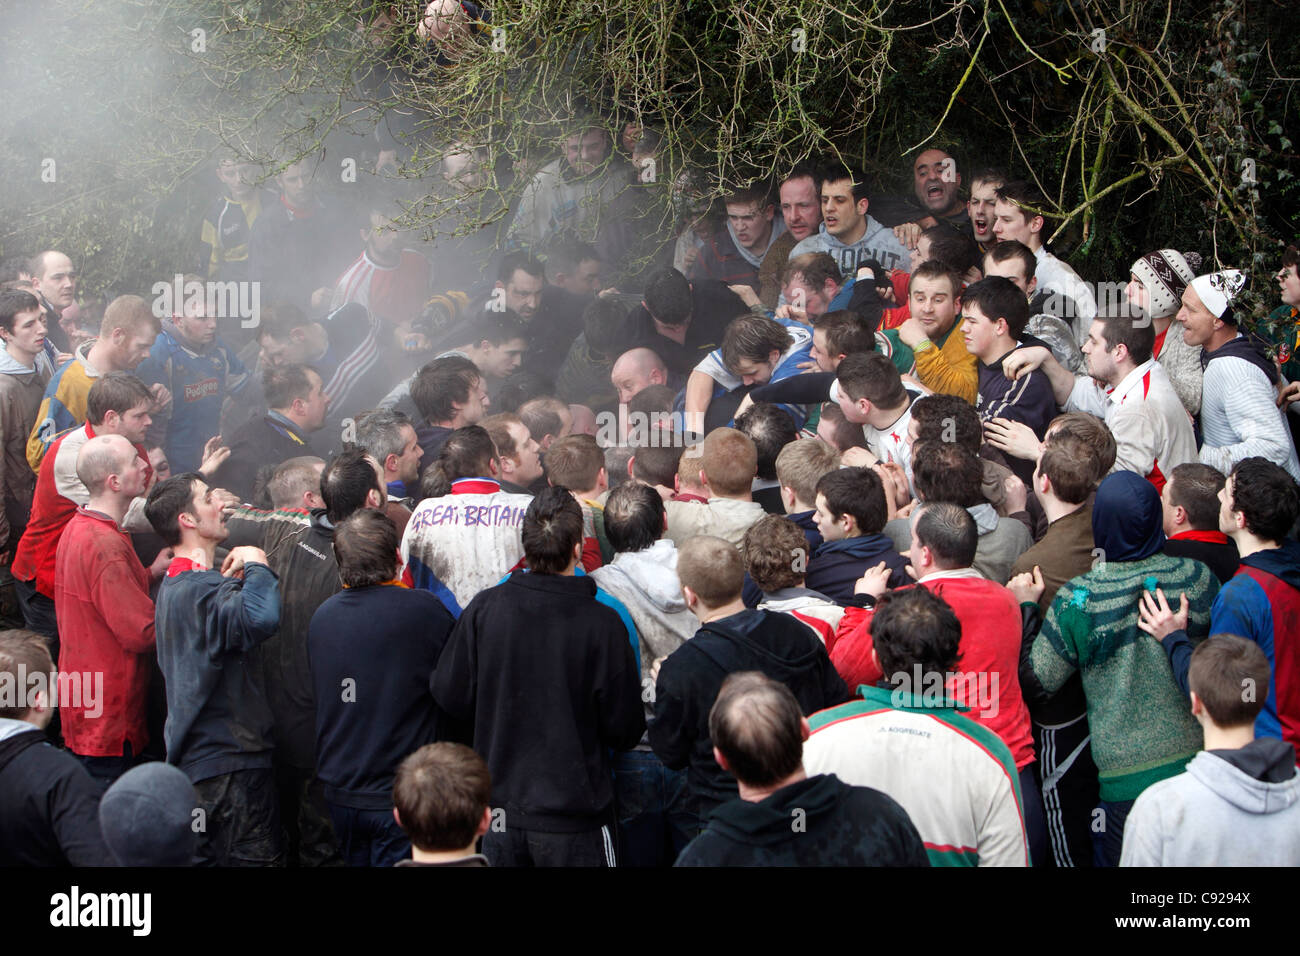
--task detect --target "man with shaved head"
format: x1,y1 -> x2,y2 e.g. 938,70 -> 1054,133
610,348 -> 670,405
28,251 -> 78,354
54,434 -> 161,784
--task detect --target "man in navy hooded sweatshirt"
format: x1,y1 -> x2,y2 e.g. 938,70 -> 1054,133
804,466 -> 910,602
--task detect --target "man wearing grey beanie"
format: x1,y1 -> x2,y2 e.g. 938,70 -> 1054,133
98,762 -> 199,866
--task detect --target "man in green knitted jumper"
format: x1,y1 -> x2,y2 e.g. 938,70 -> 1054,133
1020,470 -> 1219,867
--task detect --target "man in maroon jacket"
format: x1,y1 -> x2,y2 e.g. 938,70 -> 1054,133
54,434 -> 162,786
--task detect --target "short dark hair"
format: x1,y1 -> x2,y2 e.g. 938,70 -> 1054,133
321,448 -> 383,524
263,363 -> 319,411
812,310 -> 874,360
986,240 -> 1037,280
602,480 -> 665,554
819,160 -> 869,204
545,434 -> 604,491
447,309 -> 529,351
969,166 -> 1008,190
333,509 -> 399,588
1228,457 -> 1300,542
1188,635 -> 1271,729
1094,312 -> 1155,365
720,314 -> 792,373
521,486 -> 584,574
1037,435 -> 1098,505
816,467 -> 887,534
86,373 -> 153,426
816,402 -> 868,452
910,395 -> 982,455
1167,463 -> 1226,531
0,289 -> 41,334
781,161 -> 822,193
872,586 -> 962,684
435,425 -> 498,484
908,258 -> 963,300
393,743 -> 491,852
644,268 -> 692,326
994,180 -> 1048,221
545,237 -> 600,278
708,672 -> 804,788
582,297 -> 628,360
735,403 -> 798,481
1047,411 -> 1118,474
0,629 -> 54,720
517,396 -> 567,444
912,440 -> 984,508
919,223 -> 981,277
410,356 -> 480,425
498,251 -> 545,285
961,276 -> 1030,339
914,502 -> 977,569
742,515 -> 810,591
145,472 -> 204,547
835,352 -> 906,408
629,442 -> 682,487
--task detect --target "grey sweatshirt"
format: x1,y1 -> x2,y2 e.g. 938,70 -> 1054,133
1120,738 -> 1300,866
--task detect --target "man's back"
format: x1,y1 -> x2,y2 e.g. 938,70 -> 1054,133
803,686 -> 1030,866
663,496 -> 765,550
431,571 -> 644,831
401,480 -> 535,614
1121,739 -> 1300,866
650,609 -> 849,815
0,727 -> 113,866
675,774 -> 929,867
214,414 -> 311,503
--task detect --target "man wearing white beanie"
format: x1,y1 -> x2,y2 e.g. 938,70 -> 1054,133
1127,249 -> 1204,416
1174,269 -> 1300,481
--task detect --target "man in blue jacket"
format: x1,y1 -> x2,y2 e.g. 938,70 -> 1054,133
805,466 -> 910,602
146,472 -> 282,866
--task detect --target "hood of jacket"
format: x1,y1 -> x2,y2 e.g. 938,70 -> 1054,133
814,532 -> 898,559
691,608 -> 825,681
724,217 -> 788,269
758,587 -> 837,614
1238,538 -> 1300,592
596,539 -> 689,614
703,774 -> 843,846
967,502 -> 1000,535
1189,738 -> 1299,815
1202,333 -> 1279,386
0,340 -> 55,378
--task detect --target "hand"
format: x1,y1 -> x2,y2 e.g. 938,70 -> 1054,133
221,545 -> 268,578
149,383 -> 172,412
310,287 -> 334,311
892,223 -> 922,249
1138,587 -> 1189,642
872,464 -> 899,522
840,447 -> 878,469
878,461 -> 912,509
773,303 -> 807,324
149,547 -> 175,579
54,351 -> 73,366
1278,380 -> 1300,409
983,417 -> 1043,462
211,488 -> 241,517
896,499 -> 917,519
1007,566 -> 1046,606
649,656 -> 666,682
896,317 -> 927,349
400,332 -> 432,353
795,360 -> 819,372
853,561 -> 893,600
1003,474 -> 1028,514
680,247 -> 700,273
197,437 -> 231,477
1002,345 -> 1050,381
728,284 -> 761,308
597,287 -> 621,299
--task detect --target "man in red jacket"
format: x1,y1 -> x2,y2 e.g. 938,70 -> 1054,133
833,501 -> 1046,864
54,434 -> 162,786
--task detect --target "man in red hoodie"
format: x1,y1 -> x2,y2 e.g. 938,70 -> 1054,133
833,501 -> 1046,864
54,434 -> 160,786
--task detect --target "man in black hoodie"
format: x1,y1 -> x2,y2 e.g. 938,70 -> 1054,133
0,629 -> 113,865
649,535 -> 849,831
676,672 -> 928,866
431,487 -> 644,866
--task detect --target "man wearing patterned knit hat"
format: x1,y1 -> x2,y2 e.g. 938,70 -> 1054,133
1173,269 -> 1300,482
1126,249 -> 1204,416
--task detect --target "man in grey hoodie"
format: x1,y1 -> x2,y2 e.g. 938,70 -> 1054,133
788,161 -> 912,276
591,481 -> 698,866
1120,635 -> 1300,866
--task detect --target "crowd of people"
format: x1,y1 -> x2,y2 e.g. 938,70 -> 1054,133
1,114 -> 1299,868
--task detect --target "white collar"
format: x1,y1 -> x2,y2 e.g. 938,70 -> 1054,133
918,567 -> 984,583
1108,358 -> 1157,405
